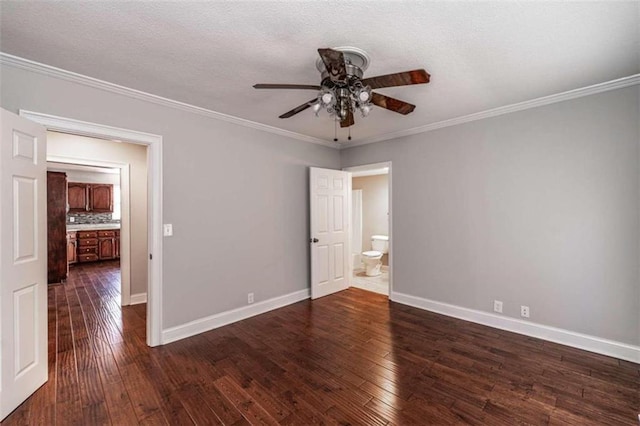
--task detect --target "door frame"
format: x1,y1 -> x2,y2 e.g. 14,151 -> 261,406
343,161 -> 393,297
47,156 -> 132,305
19,110 -> 163,347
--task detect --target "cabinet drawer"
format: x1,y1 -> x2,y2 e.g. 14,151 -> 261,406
98,230 -> 116,237
78,231 -> 98,239
78,253 -> 99,263
78,246 -> 98,255
78,238 -> 98,247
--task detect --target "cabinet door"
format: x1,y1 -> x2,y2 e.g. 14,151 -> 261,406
90,184 -> 113,212
114,231 -> 120,258
98,238 -> 115,260
68,183 -> 88,212
67,233 -> 78,264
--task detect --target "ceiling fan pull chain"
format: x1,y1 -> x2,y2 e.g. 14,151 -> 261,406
348,126 -> 352,141
334,119 -> 338,142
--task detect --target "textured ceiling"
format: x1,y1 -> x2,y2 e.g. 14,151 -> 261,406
1,1 -> 638,144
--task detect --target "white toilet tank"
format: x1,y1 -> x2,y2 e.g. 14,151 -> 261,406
371,235 -> 389,253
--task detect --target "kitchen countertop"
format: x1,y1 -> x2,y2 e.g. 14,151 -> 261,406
67,223 -> 121,231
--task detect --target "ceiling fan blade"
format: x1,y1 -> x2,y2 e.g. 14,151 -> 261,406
362,69 -> 430,90
340,108 -> 355,128
279,99 -> 318,119
318,48 -> 347,82
254,84 -> 321,90
371,92 -> 416,115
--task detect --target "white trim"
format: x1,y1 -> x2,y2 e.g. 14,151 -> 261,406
47,155 -> 132,307
162,289 -> 310,344
0,53 -> 338,149
2,53 -> 638,150
344,74 -> 640,148
20,110 -> 164,347
391,291 -> 640,363
129,293 -> 147,305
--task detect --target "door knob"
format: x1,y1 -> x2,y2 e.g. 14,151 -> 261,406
310,238 -> 319,243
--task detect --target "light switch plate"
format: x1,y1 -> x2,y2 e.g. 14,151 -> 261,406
163,224 -> 173,237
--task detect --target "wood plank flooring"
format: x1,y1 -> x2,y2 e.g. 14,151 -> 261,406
2,261 -> 639,425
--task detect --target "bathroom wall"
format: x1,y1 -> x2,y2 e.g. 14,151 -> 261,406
352,174 -> 389,266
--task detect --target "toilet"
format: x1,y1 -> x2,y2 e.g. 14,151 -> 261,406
362,235 -> 389,277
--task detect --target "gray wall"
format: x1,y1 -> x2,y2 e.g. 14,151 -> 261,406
1,63 -> 340,329
342,86 -> 640,345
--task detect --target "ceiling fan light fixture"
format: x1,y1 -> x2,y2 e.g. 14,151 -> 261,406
321,92 -> 334,105
358,90 -> 370,102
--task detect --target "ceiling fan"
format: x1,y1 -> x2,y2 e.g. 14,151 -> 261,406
254,47 -> 430,132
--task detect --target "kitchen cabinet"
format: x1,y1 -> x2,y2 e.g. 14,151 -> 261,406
48,172 -> 68,283
114,230 -> 120,258
74,228 -> 120,263
77,231 -> 99,262
67,231 -> 77,264
68,182 -> 89,212
91,184 -> 114,212
98,230 -> 117,260
68,182 -> 113,213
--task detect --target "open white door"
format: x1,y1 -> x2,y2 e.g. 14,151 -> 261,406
310,167 -> 351,299
0,108 -> 48,420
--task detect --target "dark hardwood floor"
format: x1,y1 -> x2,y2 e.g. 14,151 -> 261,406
3,261 -> 639,425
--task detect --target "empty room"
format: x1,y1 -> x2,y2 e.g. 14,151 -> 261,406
0,1 -> 638,424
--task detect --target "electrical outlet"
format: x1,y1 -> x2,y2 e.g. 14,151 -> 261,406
69,217 -> 75,223
521,305 -> 530,318
493,300 -> 503,314
248,293 -> 254,304
163,224 -> 173,237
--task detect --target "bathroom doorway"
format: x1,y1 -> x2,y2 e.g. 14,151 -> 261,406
344,162 -> 392,297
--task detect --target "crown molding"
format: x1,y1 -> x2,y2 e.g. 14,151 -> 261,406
344,73 -> 640,149
0,52 -> 340,149
2,52 -> 637,151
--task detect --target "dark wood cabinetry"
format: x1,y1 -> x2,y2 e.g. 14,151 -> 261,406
67,231 -> 77,264
73,228 -> 119,263
114,230 -> 120,258
77,231 -> 99,262
68,182 -> 113,213
91,184 -> 114,212
98,230 -> 117,260
48,172 -> 68,284
68,183 -> 89,212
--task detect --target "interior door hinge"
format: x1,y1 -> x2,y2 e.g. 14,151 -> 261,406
149,253 -> 153,260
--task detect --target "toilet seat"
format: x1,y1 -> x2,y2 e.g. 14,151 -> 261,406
362,250 -> 382,258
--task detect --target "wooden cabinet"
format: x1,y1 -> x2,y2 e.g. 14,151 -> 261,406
114,230 -> 120,258
77,231 -> 99,262
67,231 -> 77,265
68,182 -> 113,213
68,183 -> 89,212
74,229 -> 120,263
48,172 -> 68,284
91,184 -> 114,212
98,230 -> 117,260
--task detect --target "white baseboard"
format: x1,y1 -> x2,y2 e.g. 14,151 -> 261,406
391,291 -> 640,363
129,292 -> 147,305
162,288 -> 310,344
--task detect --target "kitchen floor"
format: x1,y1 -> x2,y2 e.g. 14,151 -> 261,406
352,265 -> 389,295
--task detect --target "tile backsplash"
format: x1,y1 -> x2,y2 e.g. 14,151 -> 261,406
67,212 -> 120,225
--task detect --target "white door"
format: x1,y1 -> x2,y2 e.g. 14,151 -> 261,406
0,108 -> 48,420
310,167 -> 351,299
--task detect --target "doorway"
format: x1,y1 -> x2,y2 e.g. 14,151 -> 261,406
344,162 -> 392,297
19,110 -> 163,347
